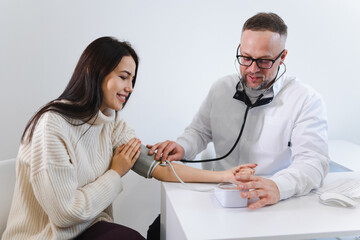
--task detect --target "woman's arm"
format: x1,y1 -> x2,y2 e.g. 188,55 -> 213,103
31,115 -> 140,228
151,163 -> 257,183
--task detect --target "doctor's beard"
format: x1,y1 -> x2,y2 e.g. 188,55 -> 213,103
241,73 -> 271,91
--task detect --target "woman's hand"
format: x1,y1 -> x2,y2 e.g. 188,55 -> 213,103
233,163 -> 257,175
221,163 -> 257,183
111,138 -> 141,177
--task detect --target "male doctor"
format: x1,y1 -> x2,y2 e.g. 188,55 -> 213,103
147,12 -> 329,210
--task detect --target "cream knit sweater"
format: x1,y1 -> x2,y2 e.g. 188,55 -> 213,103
2,109 -> 135,240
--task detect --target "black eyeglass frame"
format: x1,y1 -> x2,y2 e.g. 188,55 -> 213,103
236,44 -> 285,69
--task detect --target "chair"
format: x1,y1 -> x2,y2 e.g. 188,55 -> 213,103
0,157 -> 159,238
0,158 -> 16,235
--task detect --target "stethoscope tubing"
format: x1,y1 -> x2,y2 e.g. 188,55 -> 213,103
180,104 -> 251,163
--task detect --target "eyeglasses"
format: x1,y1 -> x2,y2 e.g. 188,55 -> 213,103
236,45 -> 285,69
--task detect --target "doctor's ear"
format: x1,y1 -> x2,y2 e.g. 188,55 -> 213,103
280,49 -> 288,64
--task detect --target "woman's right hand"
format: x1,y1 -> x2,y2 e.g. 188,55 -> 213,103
222,163 -> 258,183
111,138 -> 141,177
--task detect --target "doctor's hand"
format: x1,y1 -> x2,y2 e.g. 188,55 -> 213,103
146,140 -> 184,162
235,174 -> 280,210
111,138 -> 141,177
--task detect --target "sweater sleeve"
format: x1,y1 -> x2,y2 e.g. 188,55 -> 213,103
110,113 -> 158,179
111,112 -> 136,149
30,114 -> 122,228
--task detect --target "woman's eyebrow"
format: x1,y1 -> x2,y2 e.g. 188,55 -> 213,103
119,70 -> 135,80
119,70 -> 131,75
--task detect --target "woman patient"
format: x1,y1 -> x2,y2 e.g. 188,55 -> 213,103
2,36 -> 255,240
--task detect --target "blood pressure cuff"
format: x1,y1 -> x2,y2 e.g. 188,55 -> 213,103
131,144 -> 160,178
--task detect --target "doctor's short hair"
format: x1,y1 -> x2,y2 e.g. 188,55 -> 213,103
242,12 -> 288,38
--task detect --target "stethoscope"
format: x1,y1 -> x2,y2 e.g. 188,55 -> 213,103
178,51 -> 287,164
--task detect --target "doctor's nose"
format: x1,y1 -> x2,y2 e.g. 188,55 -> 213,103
248,61 -> 260,73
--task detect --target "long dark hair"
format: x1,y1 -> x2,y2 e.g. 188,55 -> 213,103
21,36 -> 139,143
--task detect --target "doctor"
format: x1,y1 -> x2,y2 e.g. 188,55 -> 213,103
148,12 -> 330,210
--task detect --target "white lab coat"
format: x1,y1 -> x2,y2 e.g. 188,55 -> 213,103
177,74 -> 330,200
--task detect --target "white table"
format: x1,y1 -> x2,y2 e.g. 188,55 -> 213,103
161,172 -> 360,240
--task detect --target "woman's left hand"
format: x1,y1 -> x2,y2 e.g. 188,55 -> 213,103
111,138 -> 141,177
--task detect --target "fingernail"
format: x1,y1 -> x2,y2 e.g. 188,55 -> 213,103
242,193 -> 247,197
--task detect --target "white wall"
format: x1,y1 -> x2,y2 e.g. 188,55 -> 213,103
1,0 -> 360,237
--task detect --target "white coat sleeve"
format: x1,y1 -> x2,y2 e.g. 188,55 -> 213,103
270,91 -> 330,200
176,84 -> 215,160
